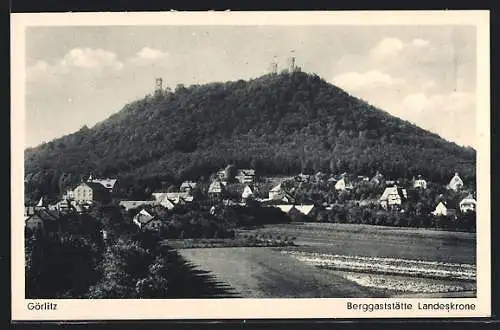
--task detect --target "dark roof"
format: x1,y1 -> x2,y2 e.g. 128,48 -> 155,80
85,181 -> 110,194
26,209 -> 60,223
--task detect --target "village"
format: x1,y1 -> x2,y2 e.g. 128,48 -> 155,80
24,166 -> 477,235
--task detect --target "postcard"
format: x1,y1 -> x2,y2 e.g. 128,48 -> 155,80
11,10 -> 490,320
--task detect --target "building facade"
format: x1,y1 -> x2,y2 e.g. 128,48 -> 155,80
459,195 -> 476,213
379,186 -> 407,210
447,173 -> 464,191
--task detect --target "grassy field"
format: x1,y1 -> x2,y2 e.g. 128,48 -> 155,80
177,223 -> 476,298
237,222 -> 476,264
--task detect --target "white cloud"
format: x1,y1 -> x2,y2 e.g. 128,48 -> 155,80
128,47 -> 170,66
393,91 -> 476,147
26,60 -> 52,82
60,48 -> 123,70
26,48 -> 123,84
411,38 -> 430,47
369,37 -> 404,59
402,93 -> 428,112
445,91 -> 476,112
402,91 -> 475,114
135,47 -> 169,61
332,70 -> 404,91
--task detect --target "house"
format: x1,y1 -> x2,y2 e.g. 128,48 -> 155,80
274,204 -> 294,213
379,186 -> 407,210
223,199 -> 238,206
293,173 -> 311,182
72,181 -> 110,204
447,172 -> 464,191
269,183 -> 284,200
208,180 -> 225,198
132,209 -> 163,231
432,201 -> 457,217
56,198 -> 72,213
152,192 -> 166,201
294,205 -> 315,216
25,209 -> 60,233
280,192 -> 296,204
152,192 -> 193,203
216,169 -> 226,180
87,174 -> 118,192
335,178 -> 353,191
235,169 -> 256,184
24,197 -> 47,214
24,206 -> 35,218
179,181 -> 197,192
36,197 -> 44,207
72,182 -> 94,203
157,197 -> 176,210
119,200 -> 158,212
166,192 -> 193,203
413,175 -> 427,189
370,172 -> 384,185
62,189 -> 74,200
327,177 -> 338,184
241,185 -> 254,200
459,195 -> 477,213
314,172 -> 327,182
25,213 -> 46,232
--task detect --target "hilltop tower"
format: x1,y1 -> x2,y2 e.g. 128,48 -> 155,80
269,56 -> 278,74
154,78 -> 163,97
288,56 -> 296,72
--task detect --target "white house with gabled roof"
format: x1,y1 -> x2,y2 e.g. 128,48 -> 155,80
459,194 -> 476,213
241,185 -> 254,200
432,201 -> 456,217
379,186 -> 407,210
447,172 -> 464,191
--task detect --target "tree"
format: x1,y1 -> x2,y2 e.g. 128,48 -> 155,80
26,232 -> 102,298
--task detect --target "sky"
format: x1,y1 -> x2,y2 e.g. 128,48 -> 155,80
25,25 -> 477,149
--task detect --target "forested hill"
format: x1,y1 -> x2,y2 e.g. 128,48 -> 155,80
24,71 -> 476,200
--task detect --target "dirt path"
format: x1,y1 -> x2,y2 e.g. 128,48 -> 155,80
179,247 -> 380,298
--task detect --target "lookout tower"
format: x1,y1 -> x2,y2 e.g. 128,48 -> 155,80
287,50 -> 301,73
154,78 -> 163,97
269,56 -> 278,74
288,56 -> 296,72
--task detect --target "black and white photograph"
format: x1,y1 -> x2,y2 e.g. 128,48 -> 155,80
11,11 -> 490,320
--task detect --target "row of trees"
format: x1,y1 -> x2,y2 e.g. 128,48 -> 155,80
313,204 -> 476,233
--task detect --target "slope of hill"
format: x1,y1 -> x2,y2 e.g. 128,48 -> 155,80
24,71 -> 476,200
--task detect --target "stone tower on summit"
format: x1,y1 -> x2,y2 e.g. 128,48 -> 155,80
154,78 -> 163,97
